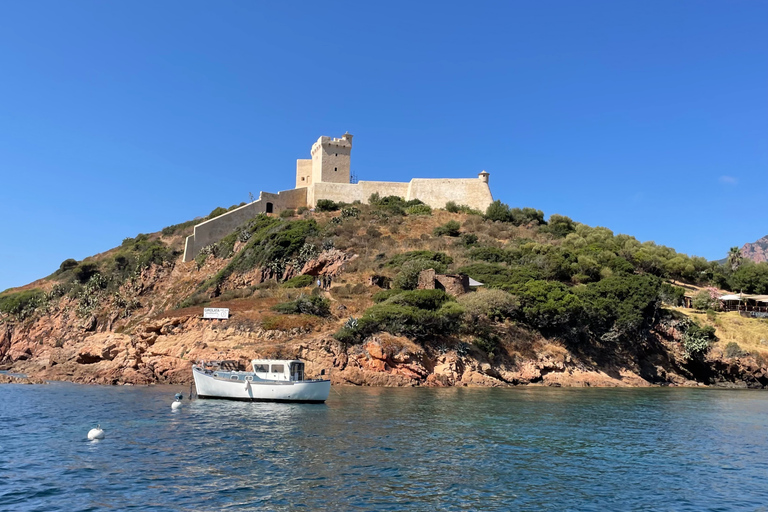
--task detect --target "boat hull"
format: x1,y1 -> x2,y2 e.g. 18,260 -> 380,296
193,368 -> 331,403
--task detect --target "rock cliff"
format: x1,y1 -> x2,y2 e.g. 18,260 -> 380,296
741,235 -> 768,264
2,210 -> 767,389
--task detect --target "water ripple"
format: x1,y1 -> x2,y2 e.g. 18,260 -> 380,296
1,385 -> 768,511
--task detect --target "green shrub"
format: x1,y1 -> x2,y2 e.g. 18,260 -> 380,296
282,274 -> 315,288
446,201 -> 481,215
473,336 -> 500,356
315,199 -> 340,212
510,207 -> 545,226
660,283 -> 686,306
692,290 -> 716,311
433,220 -> 461,237
458,289 -> 519,322
485,200 -> 512,222
517,280 -> 583,330
208,206 -> 228,219
460,233 -> 479,246
393,259 -> 447,290
406,204 -> 432,216
682,321 -> 716,359
297,206 -> 309,215
540,214 -> 575,238
75,262 -> 100,283
388,251 -> 453,268
577,275 -> 661,336
271,294 -> 330,316
0,289 -> 45,320
280,209 -> 296,218
386,289 -> 455,311
467,246 -> 509,263
58,259 -> 78,273
335,300 -> 463,343
373,289 -> 403,303
724,342 -> 744,359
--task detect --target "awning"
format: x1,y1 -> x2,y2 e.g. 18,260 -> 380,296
719,294 -> 742,301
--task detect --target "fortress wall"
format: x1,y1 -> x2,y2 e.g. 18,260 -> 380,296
406,178 -> 493,212
309,182 -> 364,207
359,181 -> 410,201
295,159 -> 312,188
182,188 -> 308,262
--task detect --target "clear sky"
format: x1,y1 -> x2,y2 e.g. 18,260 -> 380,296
1,1 -> 766,291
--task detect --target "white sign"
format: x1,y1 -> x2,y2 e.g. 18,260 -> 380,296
203,308 -> 230,319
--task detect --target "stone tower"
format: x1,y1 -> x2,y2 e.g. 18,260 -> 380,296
310,133 -> 353,185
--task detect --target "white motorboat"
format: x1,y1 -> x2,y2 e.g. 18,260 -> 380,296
192,359 -> 331,403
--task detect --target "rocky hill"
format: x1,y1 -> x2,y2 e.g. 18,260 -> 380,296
1,198 -> 767,388
741,235 -> 768,264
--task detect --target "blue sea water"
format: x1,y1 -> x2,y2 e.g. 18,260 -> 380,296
0,383 -> 767,512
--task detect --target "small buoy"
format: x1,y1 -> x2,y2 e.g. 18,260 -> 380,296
171,400 -> 182,410
87,425 -> 105,440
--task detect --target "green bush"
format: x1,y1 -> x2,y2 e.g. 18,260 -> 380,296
433,220 -> 461,237
660,283 -> 686,306
388,251 -> 453,268
406,204 -> 432,216
0,289 -> 45,320
461,233 -> 479,246
272,294 -> 330,316
386,289 -> 455,311
297,206 -> 309,214
58,259 -> 78,273
458,289 -> 519,322
692,290 -> 716,311
373,289 -> 403,303
517,280 -> 583,330
335,299 -> 463,343
724,342 -> 744,359
577,275 -> 661,335
75,262 -> 100,283
467,246 -> 509,263
445,201 -> 482,215
280,209 -> 296,218
282,275 -> 315,288
473,336 -> 500,356
682,321 -> 716,359
315,199 -> 340,212
209,206 -> 228,219
484,200 -> 512,222
540,214 -> 575,238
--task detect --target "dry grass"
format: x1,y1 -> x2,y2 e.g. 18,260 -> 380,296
676,308 -> 768,357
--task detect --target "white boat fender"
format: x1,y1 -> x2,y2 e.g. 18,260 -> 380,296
244,379 -> 251,391
87,425 -> 105,440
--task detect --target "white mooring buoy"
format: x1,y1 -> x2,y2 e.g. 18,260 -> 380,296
87,425 -> 105,440
172,392 -> 183,410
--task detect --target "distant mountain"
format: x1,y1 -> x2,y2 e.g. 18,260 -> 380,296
741,235 -> 768,263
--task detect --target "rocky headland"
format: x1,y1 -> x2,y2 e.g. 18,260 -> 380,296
2,203 -> 767,389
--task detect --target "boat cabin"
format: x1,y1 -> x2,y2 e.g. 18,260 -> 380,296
250,359 -> 305,382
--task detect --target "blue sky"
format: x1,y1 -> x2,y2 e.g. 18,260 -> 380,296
1,1 -> 766,291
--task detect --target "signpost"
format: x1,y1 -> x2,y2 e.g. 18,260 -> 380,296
203,308 -> 230,319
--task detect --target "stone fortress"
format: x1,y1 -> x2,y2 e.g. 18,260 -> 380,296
182,134 -> 494,262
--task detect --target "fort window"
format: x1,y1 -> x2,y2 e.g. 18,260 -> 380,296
265,202 -> 273,213
334,167 -> 337,172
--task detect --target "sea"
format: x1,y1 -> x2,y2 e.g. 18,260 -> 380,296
0,382 -> 767,512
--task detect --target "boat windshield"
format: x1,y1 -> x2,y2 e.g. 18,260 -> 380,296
290,362 -> 304,381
